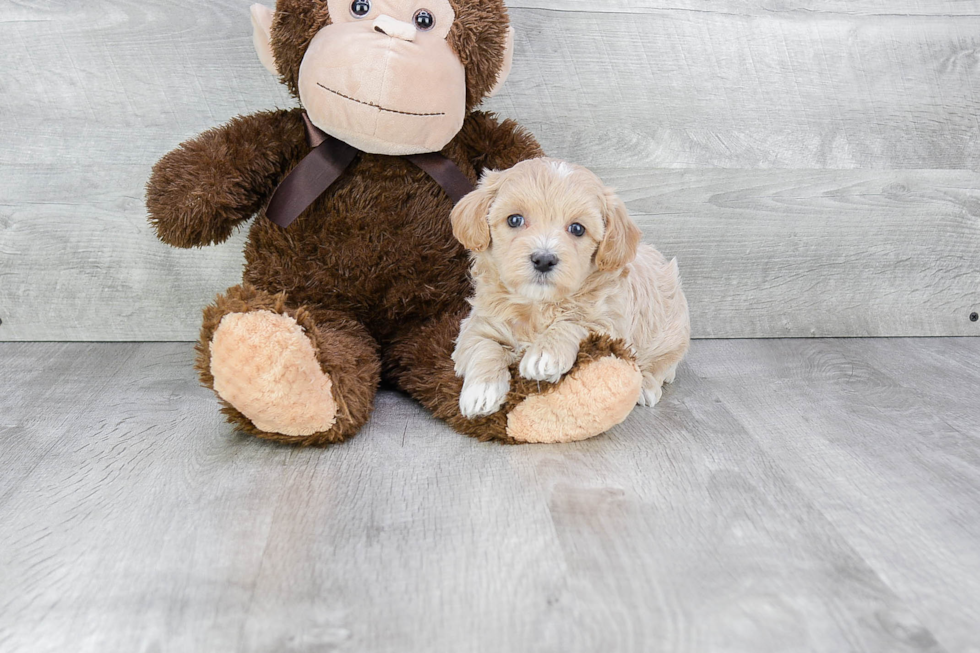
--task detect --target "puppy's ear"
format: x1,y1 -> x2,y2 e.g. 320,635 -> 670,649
451,170 -> 502,252
596,188 -> 641,271
251,4 -> 278,76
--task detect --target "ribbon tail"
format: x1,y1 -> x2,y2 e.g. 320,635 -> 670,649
405,153 -> 476,205
265,119 -> 357,229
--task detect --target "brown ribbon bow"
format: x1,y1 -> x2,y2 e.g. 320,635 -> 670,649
265,113 -> 476,228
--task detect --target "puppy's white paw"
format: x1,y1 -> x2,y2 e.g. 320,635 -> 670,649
637,383 -> 663,407
519,345 -> 576,383
459,378 -> 511,419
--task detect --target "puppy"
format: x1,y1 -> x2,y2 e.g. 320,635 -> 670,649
450,158 -> 690,420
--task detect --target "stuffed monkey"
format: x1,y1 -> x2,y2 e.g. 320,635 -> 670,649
146,0 -> 643,445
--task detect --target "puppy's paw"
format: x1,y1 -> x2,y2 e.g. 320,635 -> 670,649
637,379 -> 663,407
459,378 -> 511,419
519,344 -> 577,383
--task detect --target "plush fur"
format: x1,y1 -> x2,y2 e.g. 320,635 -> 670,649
452,159 -> 690,418
147,1 -> 644,445
170,108 -> 542,445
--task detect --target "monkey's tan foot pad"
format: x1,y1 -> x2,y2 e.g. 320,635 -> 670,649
506,356 -> 643,444
210,311 -> 337,438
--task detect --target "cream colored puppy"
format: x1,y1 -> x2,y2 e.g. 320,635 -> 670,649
450,158 -> 690,419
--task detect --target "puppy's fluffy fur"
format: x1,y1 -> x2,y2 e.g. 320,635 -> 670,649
450,158 -> 690,419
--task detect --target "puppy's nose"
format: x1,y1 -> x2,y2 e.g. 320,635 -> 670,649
531,251 -> 559,273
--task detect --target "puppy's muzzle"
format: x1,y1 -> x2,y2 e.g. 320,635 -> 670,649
531,251 -> 559,274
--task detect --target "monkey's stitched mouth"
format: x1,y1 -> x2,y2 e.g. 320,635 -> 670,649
317,83 -> 446,117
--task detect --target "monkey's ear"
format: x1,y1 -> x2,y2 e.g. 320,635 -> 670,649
451,171 -> 503,252
596,188 -> 642,272
487,27 -> 515,98
251,4 -> 278,76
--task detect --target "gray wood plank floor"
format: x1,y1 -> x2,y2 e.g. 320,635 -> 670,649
1,339 -> 978,653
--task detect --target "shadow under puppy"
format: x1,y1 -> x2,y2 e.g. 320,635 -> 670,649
450,158 -> 691,420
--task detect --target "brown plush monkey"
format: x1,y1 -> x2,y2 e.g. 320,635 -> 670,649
146,0 -> 643,445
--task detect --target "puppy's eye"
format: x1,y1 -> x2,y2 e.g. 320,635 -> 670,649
413,9 -> 435,30
350,0 -> 371,18
507,215 -> 525,228
568,223 -> 586,237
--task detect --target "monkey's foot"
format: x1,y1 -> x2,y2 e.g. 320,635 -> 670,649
210,311 -> 338,439
505,335 -> 642,444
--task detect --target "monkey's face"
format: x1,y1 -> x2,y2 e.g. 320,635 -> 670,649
254,0 -> 513,156
299,0 -> 466,155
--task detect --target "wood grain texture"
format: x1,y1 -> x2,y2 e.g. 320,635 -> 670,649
1,0 -> 979,340
493,3 -> 980,170
608,169 -> 980,337
2,340 -> 979,652
510,0 -> 980,15
695,338 -> 980,653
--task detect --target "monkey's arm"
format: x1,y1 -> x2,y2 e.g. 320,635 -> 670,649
146,109 -> 307,248
458,111 -> 544,174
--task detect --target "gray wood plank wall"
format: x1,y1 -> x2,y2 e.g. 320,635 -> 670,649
0,0 -> 978,340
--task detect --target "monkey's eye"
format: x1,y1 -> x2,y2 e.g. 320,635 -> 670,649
413,9 -> 435,31
350,0 -> 371,18
507,215 -> 525,228
568,223 -> 586,237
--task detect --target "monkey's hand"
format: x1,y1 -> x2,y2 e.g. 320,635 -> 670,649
146,109 -> 306,248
